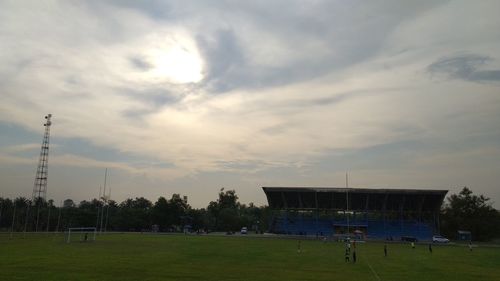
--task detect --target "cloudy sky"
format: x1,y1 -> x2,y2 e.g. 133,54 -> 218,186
1,0 -> 499,208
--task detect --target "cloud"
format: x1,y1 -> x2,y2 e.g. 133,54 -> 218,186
129,56 -> 153,71
1,143 -> 41,153
0,154 -> 35,165
197,29 -> 246,93
427,54 -> 500,82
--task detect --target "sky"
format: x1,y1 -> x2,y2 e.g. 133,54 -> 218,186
1,0 -> 499,208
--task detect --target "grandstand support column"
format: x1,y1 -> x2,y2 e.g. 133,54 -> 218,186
383,193 -> 388,238
437,212 -> 440,235
399,195 -> 406,235
382,210 -> 386,238
315,208 -> 319,235
298,211 -> 303,235
314,192 -> 318,209
314,192 -> 319,236
418,195 -> 425,223
365,194 -> 369,225
433,212 -> 436,234
435,208 -> 441,235
268,210 -> 275,233
331,192 -> 334,209
284,210 -> 288,234
281,192 -> 287,209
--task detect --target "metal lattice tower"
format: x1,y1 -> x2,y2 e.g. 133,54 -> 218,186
32,114 -> 52,202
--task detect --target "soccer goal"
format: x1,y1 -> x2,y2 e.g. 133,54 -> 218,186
66,227 -> 97,243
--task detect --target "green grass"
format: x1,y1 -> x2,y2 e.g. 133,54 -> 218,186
1,233 -> 499,281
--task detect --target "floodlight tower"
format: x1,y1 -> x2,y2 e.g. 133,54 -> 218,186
32,114 -> 52,202
32,114 -> 52,231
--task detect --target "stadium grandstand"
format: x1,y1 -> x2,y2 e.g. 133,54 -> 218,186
263,187 -> 448,241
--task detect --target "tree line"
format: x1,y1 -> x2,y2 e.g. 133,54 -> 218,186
0,188 -> 271,234
1,187 -> 499,241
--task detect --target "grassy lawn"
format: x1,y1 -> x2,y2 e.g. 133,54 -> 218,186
1,233 -> 499,281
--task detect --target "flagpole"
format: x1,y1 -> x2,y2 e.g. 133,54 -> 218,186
346,172 -> 349,236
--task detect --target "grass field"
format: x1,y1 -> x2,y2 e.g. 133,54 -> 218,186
1,233 -> 499,281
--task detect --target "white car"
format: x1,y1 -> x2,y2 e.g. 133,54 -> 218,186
432,235 -> 450,243
240,227 -> 248,234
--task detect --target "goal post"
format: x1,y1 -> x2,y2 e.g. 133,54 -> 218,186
66,227 -> 97,243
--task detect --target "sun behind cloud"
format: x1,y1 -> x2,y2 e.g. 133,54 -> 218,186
146,42 -> 203,84
125,30 -> 204,84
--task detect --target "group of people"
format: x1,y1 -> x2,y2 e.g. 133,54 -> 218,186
296,239 -> 474,263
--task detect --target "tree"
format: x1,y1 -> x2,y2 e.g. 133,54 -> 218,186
13,197 -> 30,231
74,200 -> 101,228
0,198 -> 14,230
207,188 -> 241,231
240,203 -> 268,233
104,200 -> 118,231
218,207 -> 239,231
63,199 -> 75,208
116,197 -> 152,231
166,194 -> 189,229
441,187 -> 500,241
186,208 -> 208,232
151,194 -> 189,231
217,189 -> 239,209
152,197 -> 169,231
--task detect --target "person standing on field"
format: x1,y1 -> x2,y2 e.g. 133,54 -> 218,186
384,244 -> 387,257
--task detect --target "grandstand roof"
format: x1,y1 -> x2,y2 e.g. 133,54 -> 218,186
262,187 -> 447,211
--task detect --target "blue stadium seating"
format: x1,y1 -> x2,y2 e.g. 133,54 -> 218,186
271,216 -> 433,240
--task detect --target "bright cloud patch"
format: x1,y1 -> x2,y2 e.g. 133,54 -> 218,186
128,32 -> 204,84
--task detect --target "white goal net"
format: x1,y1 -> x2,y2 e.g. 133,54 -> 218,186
66,227 -> 97,243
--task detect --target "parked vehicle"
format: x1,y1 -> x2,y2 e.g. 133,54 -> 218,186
432,235 -> 450,243
240,227 -> 248,234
